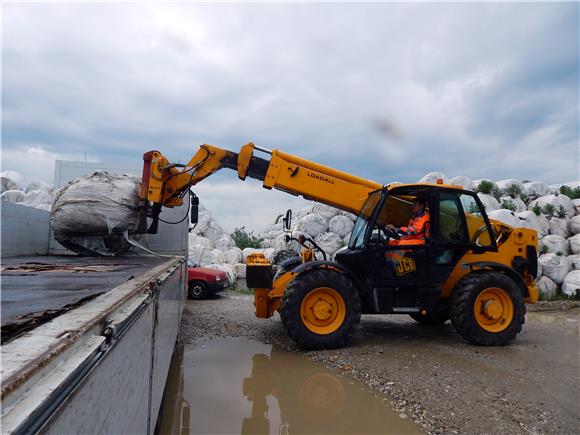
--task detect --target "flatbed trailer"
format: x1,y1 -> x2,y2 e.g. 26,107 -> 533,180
1,255 -> 186,434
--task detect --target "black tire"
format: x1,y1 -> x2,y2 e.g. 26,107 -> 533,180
188,281 -> 208,300
281,269 -> 361,350
409,305 -> 450,325
450,271 -> 525,346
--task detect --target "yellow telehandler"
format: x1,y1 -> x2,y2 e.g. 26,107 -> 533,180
139,142 -> 539,350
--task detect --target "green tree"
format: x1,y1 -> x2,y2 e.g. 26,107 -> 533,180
230,226 -> 262,250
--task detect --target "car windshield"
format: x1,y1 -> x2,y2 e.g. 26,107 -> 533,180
349,191 -> 381,249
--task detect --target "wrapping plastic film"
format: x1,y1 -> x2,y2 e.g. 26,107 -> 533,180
51,171 -> 143,256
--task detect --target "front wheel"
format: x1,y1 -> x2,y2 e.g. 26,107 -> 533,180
188,281 -> 208,300
450,271 -> 524,345
281,269 -> 361,350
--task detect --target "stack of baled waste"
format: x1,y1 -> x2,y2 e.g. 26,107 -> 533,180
0,170 -> 53,211
256,172 -> 580,299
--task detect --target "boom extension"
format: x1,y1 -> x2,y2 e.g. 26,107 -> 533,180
140,143 -> 382,224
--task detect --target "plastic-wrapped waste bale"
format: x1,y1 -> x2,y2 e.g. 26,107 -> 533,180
188,245 -> 212,266
523,181 -> 549,197
573,199 -> 580,215
203,221 -> 227,243
296,214 -> 328,238
538,253 -> 570,284
0,189 -> 25,203
529,194 -> 575,218
273,232 -> 304,253
259,239 -> 275,249
0,170 -> 24,193
234,263 -> 246,279
487,209 -> 520,227
188,233 -> 213,250
537,260 -> 542,280
548,217 -> 570,238
537,276 -> 558,300
314,232 -> 344,257
329,215 -> 355,238
312,204 -> 339,220
449,176 -> 473,190
339,210 -> 357,222
25,181 -> 52,194
569,234 -> 580,254
496,179 -> 525,194
539,235 -> 569,255
191,209 -> 212,234
214,235 -> 235,251
22,190 -> 52,209
562,271 -> 580,297
35,204 -> 52,212
499,196 -> 526,213
516,211 -> 549,237
263,248 -> 275,261
51,172 -> 142,254
224,248 -> 243,264
569,216 -> 580,235
477,193 -> 500,212
567,254 -> 580,270
417,172 -> 448,184
210,249 -> 225,264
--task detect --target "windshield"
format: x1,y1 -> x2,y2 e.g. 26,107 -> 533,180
348,191 -> 381,249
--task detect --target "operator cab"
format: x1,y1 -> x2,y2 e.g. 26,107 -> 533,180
335,185 -> 497,314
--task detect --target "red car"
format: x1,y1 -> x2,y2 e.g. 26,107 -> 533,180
187,265 -> 228,299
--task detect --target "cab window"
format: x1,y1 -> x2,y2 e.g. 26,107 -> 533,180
438,192 -> 468,243
460,194 -> 494,247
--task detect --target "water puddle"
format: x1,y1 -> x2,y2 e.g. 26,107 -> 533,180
158,338 -> 421,434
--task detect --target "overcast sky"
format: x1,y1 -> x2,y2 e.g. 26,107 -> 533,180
2,2 -> 579,232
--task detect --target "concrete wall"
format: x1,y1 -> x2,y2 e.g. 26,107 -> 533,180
1,203 -> 50,257
49,160 -> 188,256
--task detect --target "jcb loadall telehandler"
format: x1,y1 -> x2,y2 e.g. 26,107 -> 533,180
139,143 -> 539,350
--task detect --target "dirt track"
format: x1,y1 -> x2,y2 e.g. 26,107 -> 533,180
180,292 -> 579,434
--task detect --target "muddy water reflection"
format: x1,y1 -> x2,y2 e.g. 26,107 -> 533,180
158,338 -> 420,434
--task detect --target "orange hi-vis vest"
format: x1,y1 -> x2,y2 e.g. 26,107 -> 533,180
389,211 -> 430,247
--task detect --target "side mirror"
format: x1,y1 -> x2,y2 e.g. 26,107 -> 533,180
284,234 -> 290,243
282,209 -> 292,231
190,194 -> 199,225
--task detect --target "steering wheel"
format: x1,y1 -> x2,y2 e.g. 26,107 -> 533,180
379,224 -> 400,240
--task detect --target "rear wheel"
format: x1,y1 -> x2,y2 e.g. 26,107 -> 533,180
188,281 -> 208,300
409,305 -> 450,325
450,271 -> 524,345
281,269 -> 361,350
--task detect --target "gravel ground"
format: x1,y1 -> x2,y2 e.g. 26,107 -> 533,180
180,291 -> 579,434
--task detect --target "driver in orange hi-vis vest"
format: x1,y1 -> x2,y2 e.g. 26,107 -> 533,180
387,197 -> 430,246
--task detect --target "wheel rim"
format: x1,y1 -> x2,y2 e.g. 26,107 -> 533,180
298,372 -> 345,418
474,287 -> 514,332
300,287 -> 346,335
191,284 -> 203,297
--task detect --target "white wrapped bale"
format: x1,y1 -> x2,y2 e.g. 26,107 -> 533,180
417,172 -> 448,184
273,232 -> 304,253
259,239 -> 275,249
538,253 -> 570,284
548,217 -> 570,238
487,209 -> 520,227
192,209 -> 212,234
0,189 -> 25,203
314,232 -> 344,257
0,171 -> 24,193
51,171 -> 141,239
297,213 -> 328,238
529,194 -> 575,218
22,190 -> 52,209
477,193 -> 500,212
234,263 -> 246,279
449,176 -> 473,189
312,204 -> 339,220
570,216 -> 580,235
188,233 -> 213,250
339,210 -> 357,222
210,249 -> 225,264
188,245 -> 212,266
573,199 -> 580,215
203,221 -> 226,243
562,271 -> 580,297
499,196 -> 526,213
523,181 -> 549,197
263,248 -> 275,261
569,234 -> 580,255
25,181 -> 52,194
567,254 -> 580,270
496,179 -> 525,194
516,211 -> 549,237
214,235 -> 235,251
537,276 -> 558,300
539,235 -> 569,255
328,215 -> 355,238
224,247 -> 243,265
